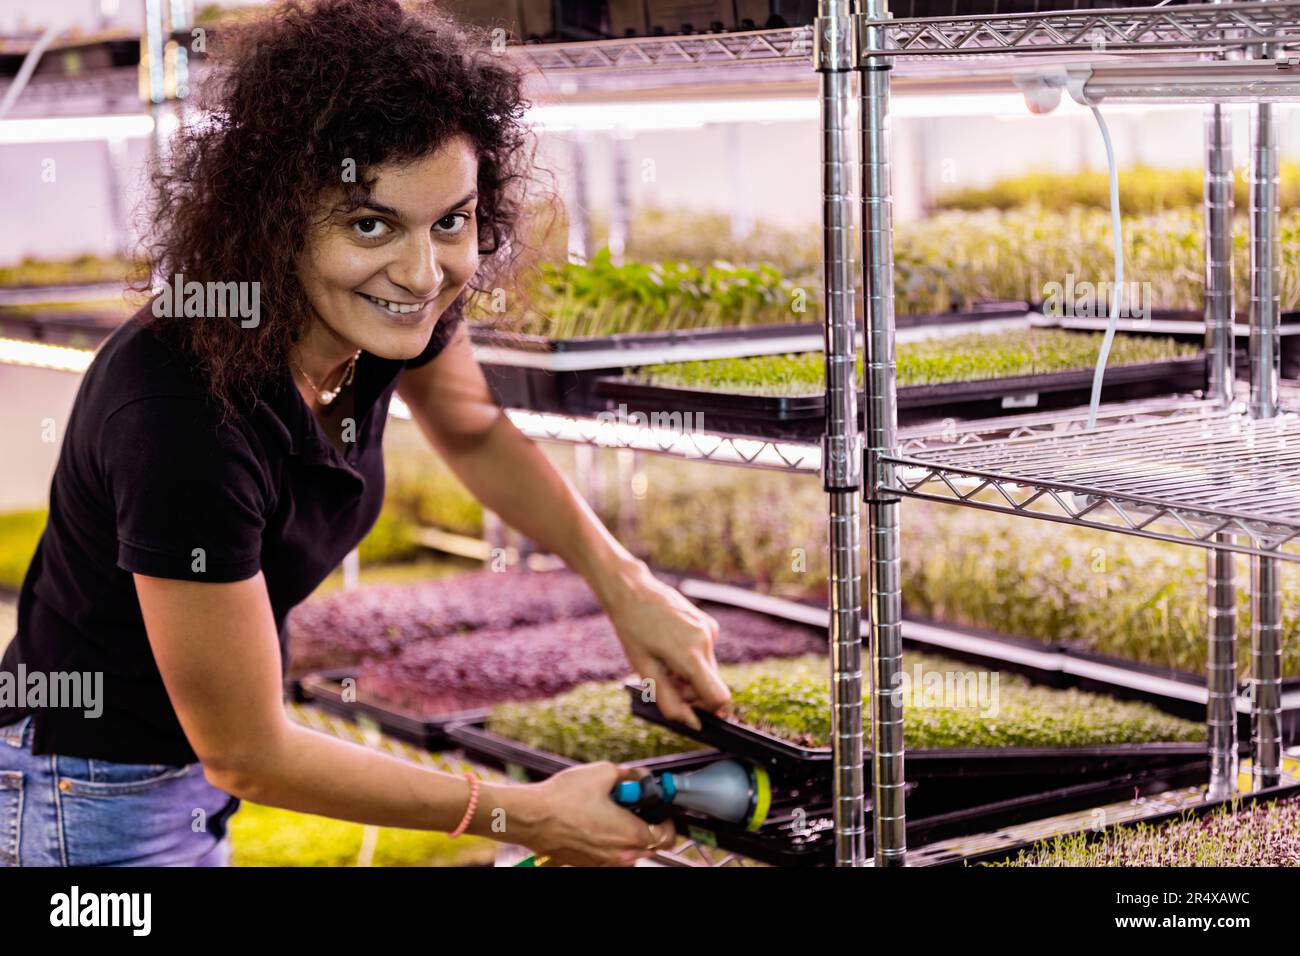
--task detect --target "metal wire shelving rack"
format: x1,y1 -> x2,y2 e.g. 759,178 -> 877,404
508,1 -> 1300,867
501,1 -> 1300,868
843,0 -> 1300,868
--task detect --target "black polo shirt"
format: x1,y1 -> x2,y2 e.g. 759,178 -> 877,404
0,300 -> 462,764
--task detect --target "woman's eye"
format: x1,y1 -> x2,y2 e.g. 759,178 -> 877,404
435,213 -> 472,237
353,217 -> 392,240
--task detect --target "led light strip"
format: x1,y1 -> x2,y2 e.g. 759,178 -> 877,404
0,114 -> 155,144
0,337 -> 94,372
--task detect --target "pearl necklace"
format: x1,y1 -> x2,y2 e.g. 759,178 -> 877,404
294,349 -> 361,406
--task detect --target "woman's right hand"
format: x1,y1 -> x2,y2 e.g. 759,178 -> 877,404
514,762 -> 676,867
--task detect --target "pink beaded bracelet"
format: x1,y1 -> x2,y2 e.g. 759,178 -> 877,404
448,771 -> 480,839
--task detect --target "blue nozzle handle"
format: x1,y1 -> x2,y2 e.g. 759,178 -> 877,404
611,773 -> 673,823
611,780 -> 643,805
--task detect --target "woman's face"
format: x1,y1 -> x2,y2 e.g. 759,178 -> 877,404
295,134 -> 481,361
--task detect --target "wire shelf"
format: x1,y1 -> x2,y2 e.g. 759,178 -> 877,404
506,408 -> 822,472
877,0 -> 1300,57
512,26 -> 811,74
895,395 -> 1218,454
507,395 -> 1216,473
884,407 -> 1300,560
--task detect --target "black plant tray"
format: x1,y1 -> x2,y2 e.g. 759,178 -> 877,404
689,759 -> 1209,866
893,614 -> 1300,745
894,300 -> 1029,329
1039,304 -> 1300,329
931,777 -> 1300,868
471,302 -> 1029,357
674,577 -> 1300,744
900,759 -> 1212,862
446,717 -> 1208,866
0,310 -> 122,350
624,679 -> 1209,783
1042,307 -> 1300,377
444,718 -> 721,781
298,668 -> 489,752
470,321 -> 819,358
899,613 -> 1300,738
593,356 -> 1205,441
446,720 -> 840,865
474,362 -> 608,415
468,301 -> 1029,417
282,675 -> 312,705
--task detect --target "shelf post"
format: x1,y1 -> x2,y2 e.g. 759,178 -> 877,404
1204,113 -> 1235,407
1248,71 -> 1284,790
1203,38 -> 1239,801
858,0 -> 907,866
567,133 -> 593,264
816,0 -> 867,868
609,133 -> 632,266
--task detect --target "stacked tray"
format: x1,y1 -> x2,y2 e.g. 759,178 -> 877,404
298,668 -> 490,751
593,356 -> 1205,441
923,778 -> 1300,868
623,680 -> 1210,785
619,680 -> 1211,864
445,696 -> 1209,866
468,301 -> 1029,417
674,573 -> 1300,745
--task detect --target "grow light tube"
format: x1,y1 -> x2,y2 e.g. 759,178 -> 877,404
0,337 -> 94,373
1068,60 -> 1300,105
1015,59 -> 1300,111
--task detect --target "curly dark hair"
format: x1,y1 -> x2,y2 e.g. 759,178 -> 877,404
129,0 -> 549,422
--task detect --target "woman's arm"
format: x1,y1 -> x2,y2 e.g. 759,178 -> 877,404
134,570 -> 673,866
396,324 -> 732,728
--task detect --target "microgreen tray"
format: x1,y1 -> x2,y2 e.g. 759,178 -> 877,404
928,778 -> 1300,868
467,302 -> 1029,416
442,719 -> 843,867
448,716 -> 1209,866
299,668 -> 490,751
593,356 -> 1204,440
623,679 -> 1210,782
444,718 -> 721,782
469,300 -> 1028,361
673,578 -> 1300,744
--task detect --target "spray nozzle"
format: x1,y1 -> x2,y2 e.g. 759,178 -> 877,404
610,759 -> 771,831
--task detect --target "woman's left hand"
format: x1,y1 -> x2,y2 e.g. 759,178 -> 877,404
600,560 -> 732,731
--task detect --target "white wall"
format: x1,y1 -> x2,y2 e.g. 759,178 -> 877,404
6,105 -> 1300,265
4,0 -> 1300,262
0,137 -> 151,263
0,365 -> 82,512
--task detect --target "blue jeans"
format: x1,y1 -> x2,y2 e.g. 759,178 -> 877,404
0,715 -> 238,866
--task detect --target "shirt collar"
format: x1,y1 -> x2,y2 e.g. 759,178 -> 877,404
256,351 -> 398,469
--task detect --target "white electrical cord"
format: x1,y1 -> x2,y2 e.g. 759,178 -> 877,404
1085,103 -> 1124,431
0,24 -> 64,120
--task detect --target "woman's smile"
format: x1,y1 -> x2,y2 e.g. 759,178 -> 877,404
355,290 -> 435,326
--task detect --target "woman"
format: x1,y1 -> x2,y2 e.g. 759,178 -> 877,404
0,0 -> 731,867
